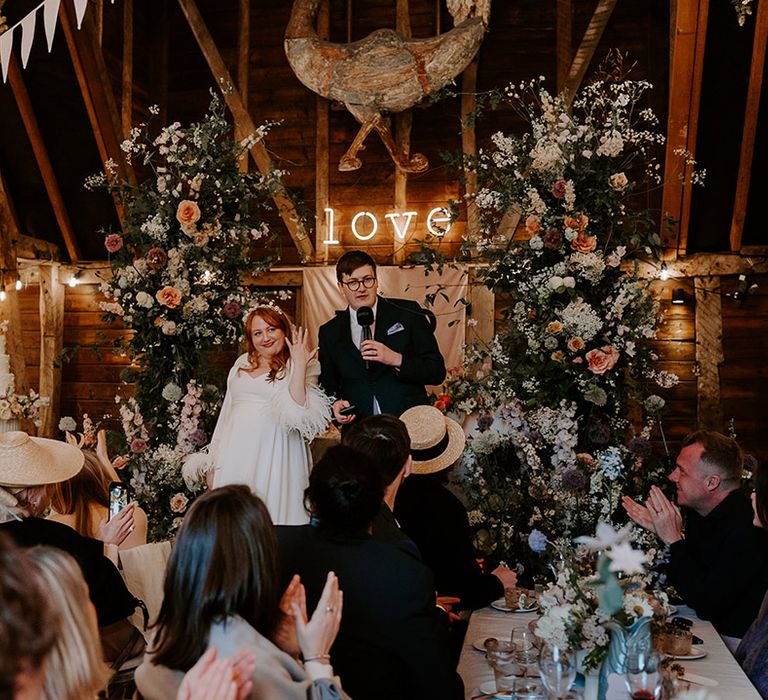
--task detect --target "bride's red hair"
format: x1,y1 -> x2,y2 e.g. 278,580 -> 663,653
244,307 -> 291,382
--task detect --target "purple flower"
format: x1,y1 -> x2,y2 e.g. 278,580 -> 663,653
476,413 -> 494,432
628,437 -> 652,459
130,438 -> 148,453
528,529 -> 548,553
551,179 -> 567,199
189,428 -> 208,446
542,228 -> 563,250
222,301 -> 242,319
561,467 -> 589,494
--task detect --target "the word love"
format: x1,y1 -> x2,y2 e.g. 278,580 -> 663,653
322,207 -> 452,244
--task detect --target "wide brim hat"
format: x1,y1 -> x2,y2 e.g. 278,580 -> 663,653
0,431 -> 84,488
400,405 -> 466,475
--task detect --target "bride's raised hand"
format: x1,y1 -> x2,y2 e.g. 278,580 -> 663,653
285,326 -> 318,367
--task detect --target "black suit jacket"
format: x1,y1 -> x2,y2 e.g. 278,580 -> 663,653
318,296 -> 446,419
276,525 -> 463,700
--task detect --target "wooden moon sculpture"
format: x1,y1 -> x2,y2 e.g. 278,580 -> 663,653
285,0 -> 490,173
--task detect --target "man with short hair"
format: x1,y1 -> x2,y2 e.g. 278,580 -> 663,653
623,430 -> 768,641
318,250 -> 446,426
342,414 -> 418,556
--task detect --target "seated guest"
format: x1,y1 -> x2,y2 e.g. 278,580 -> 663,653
49,446 -> 147,551
736,460 -> 768,698
0,534 -> 55,700
342,413 -> 419,556
26,547 -> 111,700
277,445 -> 464,700
0,431 -> 144,663
135,485 -> 348,700
623,430 -> 768,642
394,406 -> 517,610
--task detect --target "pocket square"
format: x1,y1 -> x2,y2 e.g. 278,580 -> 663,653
387,322 -> 405,335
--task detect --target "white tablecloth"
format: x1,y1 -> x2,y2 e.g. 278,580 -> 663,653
457,602 -> 761,700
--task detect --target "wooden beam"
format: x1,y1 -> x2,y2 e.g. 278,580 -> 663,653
59,0 -> 137,194
562,0 -> 618,107
729,0 -> 768,252
394,0 -> 413,265
461,57 -> 480,241
15,234 -> 62,262
694,276 -> 723,431
556,0 -> 573,93
467,268 -> 493,346
38,264 -> 65,438
0,169 -> 29,395
7,57 -> 82,261
660,0 -> 709,256
236,0 -> 250,173
177,0 -> 315,261
629,252 -> 768,279
315,0 -> 330,262
121,0 -> 134,140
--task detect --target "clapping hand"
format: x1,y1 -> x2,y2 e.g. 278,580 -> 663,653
646,486 -> 683,545
285,326 -> 317,367
274,574 -> 304,657
97,501 -> 136,546
176,647 -> 255,700
622,495 -> 656,533
293,571 -> 343,664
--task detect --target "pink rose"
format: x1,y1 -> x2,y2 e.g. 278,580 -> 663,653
570,233 -> 597,253
156,286 -> 182,308
104,233 -> 123,253
146,247 -> 168,270
130,438 -> 148,453
551,179 -> 567,199
222,301 -> 242,319
585,345 -> 620,375
176,200 -> 201,228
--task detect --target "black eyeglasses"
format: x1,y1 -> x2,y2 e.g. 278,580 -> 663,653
341,276 -> 376,291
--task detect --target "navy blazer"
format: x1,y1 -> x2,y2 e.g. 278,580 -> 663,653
318,296 -> 446,419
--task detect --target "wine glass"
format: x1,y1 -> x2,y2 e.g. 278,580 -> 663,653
625,650 -> 663,700
512,627 -> 538,673
538,644 -> 576,699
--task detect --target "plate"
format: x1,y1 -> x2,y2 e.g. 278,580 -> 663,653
671,647 -> 707,661
478,680 -> 513,699
473,636 -> 500,652
491,598 -> 539,613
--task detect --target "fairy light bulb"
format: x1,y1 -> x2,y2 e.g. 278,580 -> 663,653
0,289 -> 6,302
68,275 -> 79,288
659,263 -> 670,281
15,279 -> 23,291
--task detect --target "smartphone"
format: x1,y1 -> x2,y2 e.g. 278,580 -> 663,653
338,405 -> 357,417
108,482 -> 129,520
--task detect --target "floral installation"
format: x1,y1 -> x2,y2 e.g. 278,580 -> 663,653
731,0 -> 754,25
534,522 -> 670,670
86,94 -> 291,539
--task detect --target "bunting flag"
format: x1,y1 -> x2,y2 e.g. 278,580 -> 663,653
0,0 -> 94,82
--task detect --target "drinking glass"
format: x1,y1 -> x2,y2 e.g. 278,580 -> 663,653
485,638 -> 519,692
512,627 -> 538,667
625,650 -> 663,700
538,644 -> 576,699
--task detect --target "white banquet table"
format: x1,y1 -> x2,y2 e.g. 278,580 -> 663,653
457,602 -> 761,700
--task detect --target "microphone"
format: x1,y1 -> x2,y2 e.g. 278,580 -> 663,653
357,306 -> 374,369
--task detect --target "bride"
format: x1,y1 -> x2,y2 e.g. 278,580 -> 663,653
202,302 -> 331,525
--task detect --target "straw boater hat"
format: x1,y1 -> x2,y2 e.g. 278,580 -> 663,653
0,431 -> 84,488
399,405 -> 466,475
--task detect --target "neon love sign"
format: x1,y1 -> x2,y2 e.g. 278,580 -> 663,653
321,207 -> 452,245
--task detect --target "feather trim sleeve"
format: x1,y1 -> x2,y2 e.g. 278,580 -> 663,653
273,358 -> 332,441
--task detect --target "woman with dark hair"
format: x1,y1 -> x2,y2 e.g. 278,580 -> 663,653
277,445 -> 463,700
135,484 -> 347,700
736,460 -> 768,698
191,303 -> 331,525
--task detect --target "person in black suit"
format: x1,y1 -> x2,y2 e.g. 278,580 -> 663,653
318,250 -> 446,426
276,445 -> 464,700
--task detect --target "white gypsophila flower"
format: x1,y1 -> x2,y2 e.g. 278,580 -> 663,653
58,416 -> 77,432
558,298 -> 603,341
568,252 -> 605,284
161,383 -> 184,402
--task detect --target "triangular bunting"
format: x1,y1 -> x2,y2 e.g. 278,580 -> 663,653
0,28 -> 14,82
73,0 -> 88,30
43,0 -> 61,52
20,11 -> 38,69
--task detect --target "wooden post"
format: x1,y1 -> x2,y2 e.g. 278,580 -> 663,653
461,57 -> 480,241
177,0 -> 315,261
393,0 -> 413,264
315,0 -> 330,262
467,267 -> 494,346
0,170 -> 28,394
556,0 -> 572,94
149,0 -> 169,125
38,264 -> 65,438
694,276 -> 724,431
728,0 -> 768,252
236,0 -> 250,173
121,0 -> 134,140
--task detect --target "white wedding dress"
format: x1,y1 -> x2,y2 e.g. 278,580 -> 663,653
208,354 -> 331,525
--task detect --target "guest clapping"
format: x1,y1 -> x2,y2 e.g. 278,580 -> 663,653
135,484 -> 348,700
622,431 -> 768,641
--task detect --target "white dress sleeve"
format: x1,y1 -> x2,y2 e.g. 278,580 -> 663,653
272,358 -> 332,441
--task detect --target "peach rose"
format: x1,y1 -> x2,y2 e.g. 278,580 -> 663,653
525,215 -> 541,236
176,200 -> 201,228
567,337 -> 585,352
156,286 -> 182,308
609,172 -> 629,191
570,233 -> 597,253
564,212 -> 589,234
546,321 -> 563,334
585,345 -> 620,375
551,351 -> 565,362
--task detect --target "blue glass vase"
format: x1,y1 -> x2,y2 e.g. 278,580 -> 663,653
597,616 -> 653,700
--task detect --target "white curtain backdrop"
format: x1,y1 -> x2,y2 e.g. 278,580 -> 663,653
302,266 -> 467,389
